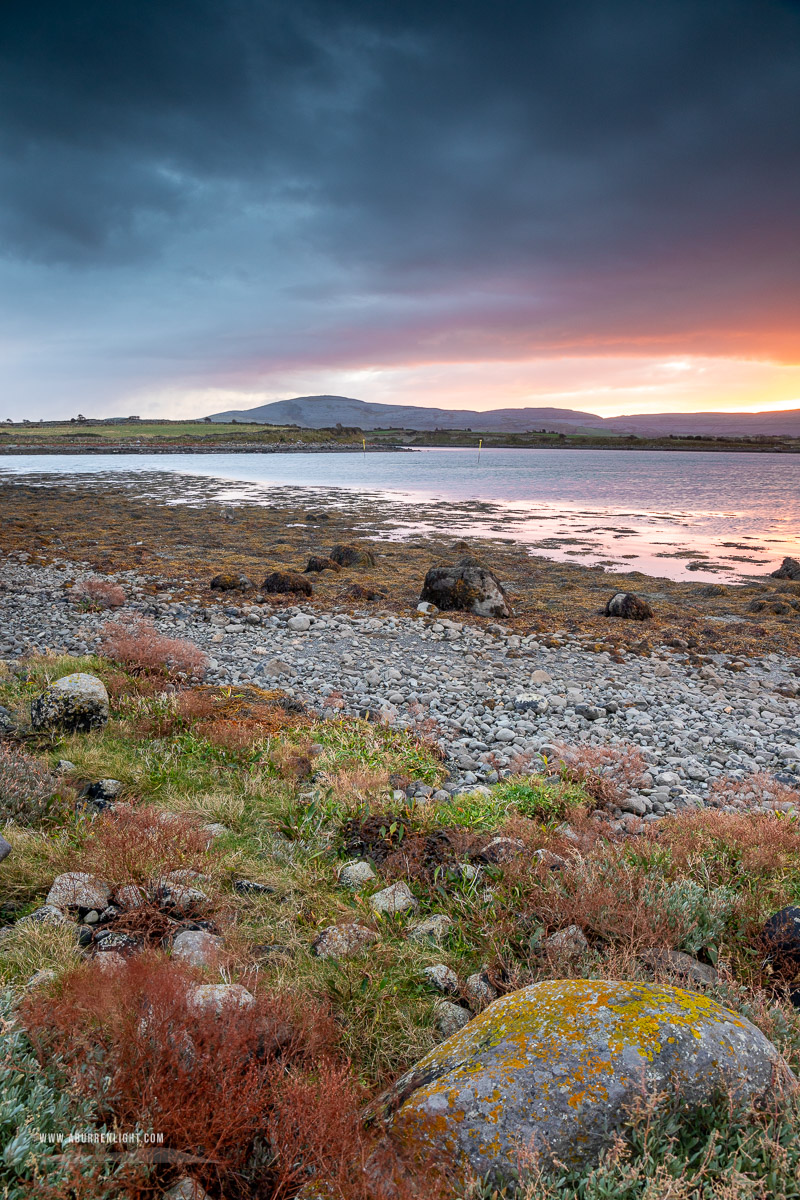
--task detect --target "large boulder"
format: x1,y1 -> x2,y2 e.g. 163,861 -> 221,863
605,592 -> 653,620
385,979 -> 794,1181
31,673 -> 109,732
304,556 -> 341,574
771,557 -> 800,581
262,571 -> 312,596
330,544 -> 376,568
420,557 -> 510,619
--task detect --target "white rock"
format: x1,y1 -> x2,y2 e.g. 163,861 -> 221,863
435,999 -> 471,1037
369,881 -> 418,916
288,615 -> 311,632
338,860 -> 377,890
423,964 -> 459,994
188,983 -> 254,1014
172,930 -> 223,967
46,872 -> 110,911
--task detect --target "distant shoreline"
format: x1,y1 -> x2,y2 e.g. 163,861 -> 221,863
0,441 -> 797,455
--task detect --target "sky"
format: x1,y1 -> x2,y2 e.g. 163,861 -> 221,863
1,0 -> 800,421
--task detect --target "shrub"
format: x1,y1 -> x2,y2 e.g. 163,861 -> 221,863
547,742 -> 649,808
100,616 -> 207,681
72,577 -> 126,610
0,744 -> 58,826
22,958 -> 437,1198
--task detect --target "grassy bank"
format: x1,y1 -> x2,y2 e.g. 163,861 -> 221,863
1,650 -> 799,1197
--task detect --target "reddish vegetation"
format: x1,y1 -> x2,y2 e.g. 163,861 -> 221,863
706,770 -> 800,812
79,804 -> 210,889
0,741 -> 58,824
548,741 -> 649,807
100,616 -> 208,681
73,577 -> 126,609
23,957 -> 444,1200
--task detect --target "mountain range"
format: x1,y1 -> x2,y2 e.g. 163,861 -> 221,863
207,395 -> 800,437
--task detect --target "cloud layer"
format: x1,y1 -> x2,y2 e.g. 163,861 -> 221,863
1,0 -> 799,416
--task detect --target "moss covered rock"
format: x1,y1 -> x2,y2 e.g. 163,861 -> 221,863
31,672 -> 109,732
419,557 -> 510,618
385,979 -> 795,1181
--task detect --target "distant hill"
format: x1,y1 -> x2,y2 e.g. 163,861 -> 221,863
206,394 -> 800,437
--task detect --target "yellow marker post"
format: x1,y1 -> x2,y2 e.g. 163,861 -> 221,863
477,438 -> 482,465
362,437 -> 366,459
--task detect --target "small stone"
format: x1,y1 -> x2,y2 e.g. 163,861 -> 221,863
530,670 -> 552,685
19,905 -> 68,927
618,794 -> 648,816
417,601 -> 439,615
113,884 -> 146,910
83,778 -> 123,808
155,881 -> 210,913
203,823 -> 229,841
369,881 -> 418,916
83,910 -> 100,925
479,836 -> 525,865
46,871 -> 111,911
172,929 -> 223,967
408,914 -> 453,944
423,964 -> 459,994
287,614 -> 311,632
164,1178 -> 211,1200
338,860 -> 377,891
514,693 -> 549,715
188,983 -> 254,1014
546,925 -> 589,957
55,759 -> 77,773
464,972 -> 498,1011
233,879 -> 275,895
312,922 -> 378,959
26,968 -> 56,989
435,999 -> 471,1038
93,951 -> 127,972
640,948 -> 718,986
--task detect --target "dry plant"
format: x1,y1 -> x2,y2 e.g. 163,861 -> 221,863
72,577 -> 126,609
100,616 -> 208,681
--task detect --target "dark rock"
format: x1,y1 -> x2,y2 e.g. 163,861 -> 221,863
771,557 -> 800,581
233,879 -> 275,895
330,543 -> 376,568
304,556 -> 341,574
262,571 -> 313,596
83,778 -> 123,811
640,948 -> 718,986
210,572 -> 252,591
763,906 -> 800,971
0,705 -> 16,734
305,511 -> 330,522
0,835 -> 11,863
604,592 -> 653,620
420,557 -> 511,619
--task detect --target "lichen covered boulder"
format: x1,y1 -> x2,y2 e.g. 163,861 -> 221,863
386,979 -> 795,1181
420,557 -> 510,618
31,672 -> 109,732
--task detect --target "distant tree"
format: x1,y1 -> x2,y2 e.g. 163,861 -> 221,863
77,413 -> 86,423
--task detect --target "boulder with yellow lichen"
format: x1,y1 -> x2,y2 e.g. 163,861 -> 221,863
381,979 -> 795,1183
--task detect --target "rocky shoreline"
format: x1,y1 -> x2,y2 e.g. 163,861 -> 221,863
2,552 -> 798,818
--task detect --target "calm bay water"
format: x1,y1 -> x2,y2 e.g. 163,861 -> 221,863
1,448 -> 798,582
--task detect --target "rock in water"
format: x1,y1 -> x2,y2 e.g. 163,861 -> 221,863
604,592 -> 654,620
771,556 -> 800,581
31,673 -> 109,732
385,979 -> 794,1181
420,557 -> 511,619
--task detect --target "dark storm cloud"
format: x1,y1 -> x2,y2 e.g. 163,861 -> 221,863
1,0 -> 799,413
